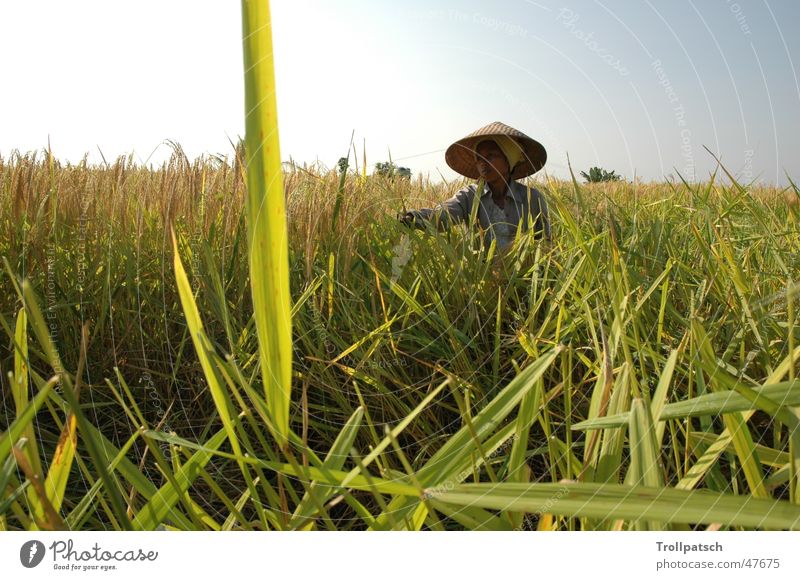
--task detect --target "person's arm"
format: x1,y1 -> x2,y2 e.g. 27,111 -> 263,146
400,186 -> 474,231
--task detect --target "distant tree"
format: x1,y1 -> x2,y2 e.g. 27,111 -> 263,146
375,161 -> 411,179
374,161 -> 393,177
581,166 -> 623,183
337,157 -> 349,174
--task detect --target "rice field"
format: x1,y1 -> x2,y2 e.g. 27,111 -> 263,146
1,1 -> 800,532
1,141 -> 799,531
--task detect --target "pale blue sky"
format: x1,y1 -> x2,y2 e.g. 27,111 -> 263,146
1,0 -> 798,185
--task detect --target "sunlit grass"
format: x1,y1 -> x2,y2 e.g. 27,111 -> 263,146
2,144 -> 798,530
1,0 -> 799,530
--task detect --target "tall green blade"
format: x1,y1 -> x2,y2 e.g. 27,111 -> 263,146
432,482 -> 800,530
241,0 -> 293,447
627,398 -> 665,530
11,309 -> 44,515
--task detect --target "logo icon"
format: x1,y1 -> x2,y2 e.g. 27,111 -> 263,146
20,540 -> 46,568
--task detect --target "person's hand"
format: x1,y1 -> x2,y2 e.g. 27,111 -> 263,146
398,212 -> 416,228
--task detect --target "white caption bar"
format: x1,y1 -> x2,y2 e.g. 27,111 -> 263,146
0,531 -> 797,578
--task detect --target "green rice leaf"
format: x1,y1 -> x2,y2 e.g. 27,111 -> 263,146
241,0 -> 293,448
432,482 -> 800,530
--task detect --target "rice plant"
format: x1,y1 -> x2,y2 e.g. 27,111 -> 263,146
1,0 -> 799,531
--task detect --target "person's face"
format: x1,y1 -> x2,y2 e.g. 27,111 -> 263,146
475,141 -> 510,184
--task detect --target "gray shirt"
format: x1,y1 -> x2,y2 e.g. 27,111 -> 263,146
405,180 -> 551,250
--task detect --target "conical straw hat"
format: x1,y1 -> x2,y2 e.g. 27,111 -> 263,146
445,121 -> 547,180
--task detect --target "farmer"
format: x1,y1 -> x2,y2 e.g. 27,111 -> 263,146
400,122 -> 551,251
